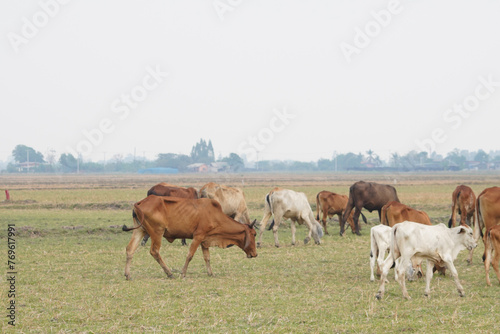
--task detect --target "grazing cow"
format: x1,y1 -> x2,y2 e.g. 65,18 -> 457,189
471,187 -> 500,263
341,181 -> 400,236
258,188 -> 323,248
483,225 -> 500,286
147,182 -> 198,198
122,195 -> 257,280
448,185 -> 476,228
376,222 -> 477,300
381,201 -> 431,227
199,182 -> 251,224
142,183 -> 199,246
315,190 -> 367,235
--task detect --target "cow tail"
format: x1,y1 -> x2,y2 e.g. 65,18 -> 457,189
449,190 -> 460,227
381,205 -> 388,226
315,193 -> 320,221
361,212 -> 368,224
476,195 -> 484,239
122,204 -> 145,232
391,224 -> 401,260
266,193 -> 275,230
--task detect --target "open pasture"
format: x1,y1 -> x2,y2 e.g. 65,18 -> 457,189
1,172 -> 500,333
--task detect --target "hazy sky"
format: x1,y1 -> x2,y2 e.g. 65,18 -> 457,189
1,0 -> 500,163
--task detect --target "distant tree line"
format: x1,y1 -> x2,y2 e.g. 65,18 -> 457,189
3,142 -> 500,174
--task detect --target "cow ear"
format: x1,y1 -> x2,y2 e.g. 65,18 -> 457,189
458,227 -> 466,234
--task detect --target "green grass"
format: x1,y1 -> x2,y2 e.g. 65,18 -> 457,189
1,173 -> 500,333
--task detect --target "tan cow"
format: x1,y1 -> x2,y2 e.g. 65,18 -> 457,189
199,182 -> 251,224
315,190 -> 367,235
381,201 -> 431,227
448,185 -> 476,228
122,195 -> 257,280
483,225 -> 500,286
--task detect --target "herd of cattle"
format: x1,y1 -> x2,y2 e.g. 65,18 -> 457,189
122,181 -> 500,299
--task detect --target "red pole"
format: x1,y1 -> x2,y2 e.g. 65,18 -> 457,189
5,190 -> 10,201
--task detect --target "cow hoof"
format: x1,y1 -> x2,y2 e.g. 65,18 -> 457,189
257,242 -> 261,248
458,291 -> 465,297
356,231 -> 361,236
375,293 -> 382,300
275,244 -> 280,248
304,237 -> 310,244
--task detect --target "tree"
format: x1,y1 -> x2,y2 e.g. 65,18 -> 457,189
190,139 -> 215,164
474,149 -> 489,164
221,153 -> 244,171
156,153 -> 192,171
12,145 -> 45,163
59,153 -> 77,172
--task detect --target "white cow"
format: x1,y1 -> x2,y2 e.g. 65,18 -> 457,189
257,188 -> 324,248
376,221 -> 477,300
370,224 -> 428,282
370,224 -> 392,282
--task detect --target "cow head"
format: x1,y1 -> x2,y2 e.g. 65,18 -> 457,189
243,220 -> 258,258
457,225 -> 477,251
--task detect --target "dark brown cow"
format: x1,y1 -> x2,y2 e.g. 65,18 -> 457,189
143,183 -> 199,246
340,181 -> 400,236
123,195 -> 257,280
147,182 -> 198,198
472,187 -> 500,263
484,225 -> 500,286
315,191 -> 367,235
381,201 -> 431,227
448,185 -> 476,228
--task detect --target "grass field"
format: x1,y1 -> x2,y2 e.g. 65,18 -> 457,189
1,172 -> 500,333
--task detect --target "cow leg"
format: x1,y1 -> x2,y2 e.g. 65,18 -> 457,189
321,210 -> 329,235
141,234 -> 150,246
124,228 -> 146,280
443,258 -> 465,297
271,213 -> 283,248
484,243 -> 492,286
291,219 -> 297,245
181,237 -> 202,278
491,247 -> 500,285
352,208 -> 362,236
149,234 -> 174,279
396,257 -> 411,299
376,251 -> 396,299
201,245 -> 213,277
424,260 -> 434,296
257,211 -> 273,248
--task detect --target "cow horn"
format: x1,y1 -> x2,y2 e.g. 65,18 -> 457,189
249,219 -> 257,229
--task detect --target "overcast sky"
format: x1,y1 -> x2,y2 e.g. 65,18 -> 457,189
1,0 -> 499,164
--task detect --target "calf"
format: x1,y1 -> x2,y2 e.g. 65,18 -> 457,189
316,190 -> 367,235
376,222 -> 476,299
258,188 -> 323,248
483,225 -> 500,286
381,201 -> 431,227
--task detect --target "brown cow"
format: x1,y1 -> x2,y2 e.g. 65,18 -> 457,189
472,187 -> 500,263
147,182 -> 198,198
142,183 -> 199,246
122,195 -> 257,280
381,201 -> 431,227
199,182 -> 251,224
483,225 -> 500,286
315,191 -> 367,235
448,185 -> 476,228
341,181 -> 400,236
381,201 -> 445,276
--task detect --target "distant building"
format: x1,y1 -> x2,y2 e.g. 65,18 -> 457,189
187,162 -> 230,173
